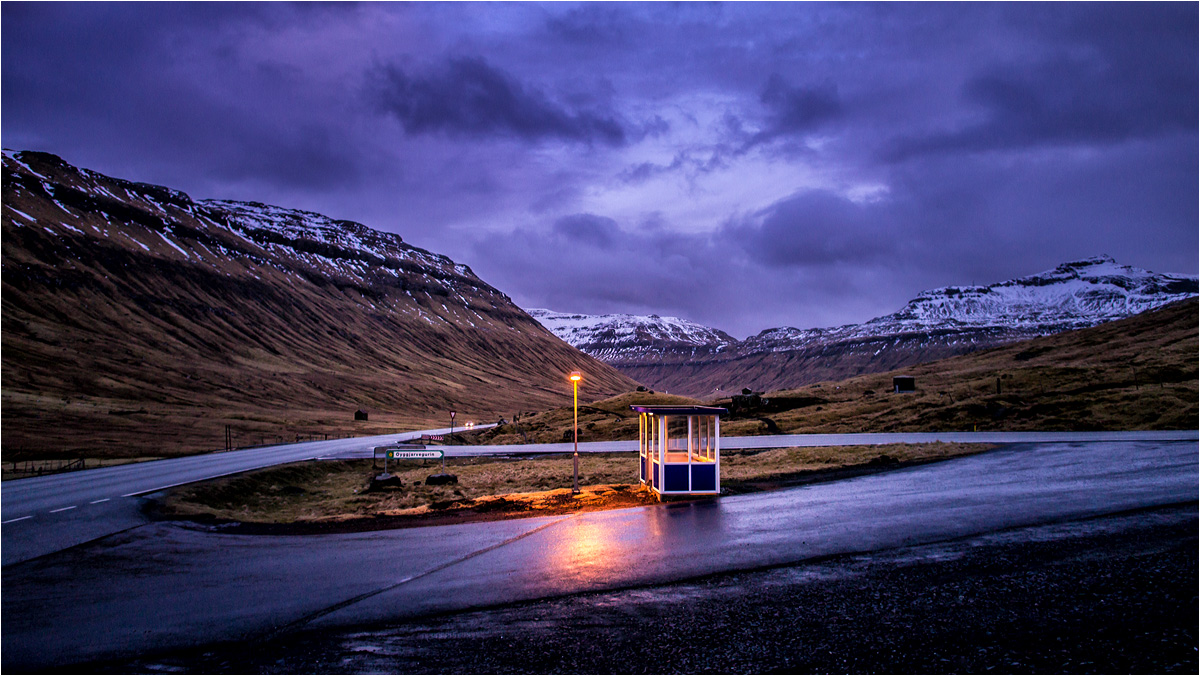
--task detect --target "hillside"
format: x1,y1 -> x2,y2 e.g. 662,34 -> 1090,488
535,257 -> 1196,396
716,297 -> 1198,436
474,298 -> 1198,442
1,150 -> 638,461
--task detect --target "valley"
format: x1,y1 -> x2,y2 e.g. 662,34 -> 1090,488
3,150 -> 1194,468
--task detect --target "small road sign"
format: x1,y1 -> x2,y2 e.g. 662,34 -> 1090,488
387,450 -> 444,460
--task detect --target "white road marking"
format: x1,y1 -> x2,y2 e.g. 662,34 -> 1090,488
2,516 -> 32,524
89,498 -> 111,504
49,506 -> 77,513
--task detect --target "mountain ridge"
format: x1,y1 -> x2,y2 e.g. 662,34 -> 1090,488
533,256 -> 1197,396
2,149 -> 637,459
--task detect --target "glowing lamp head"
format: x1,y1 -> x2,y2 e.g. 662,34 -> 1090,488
568,371 -> 583,382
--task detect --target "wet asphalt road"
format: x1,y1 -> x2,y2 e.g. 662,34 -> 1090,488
3,429 -> 1191,566
2,437 -> 1195,670
112,504 -> 1199,674
0,427 -> 481,566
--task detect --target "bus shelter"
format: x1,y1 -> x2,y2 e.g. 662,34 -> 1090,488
631,405 -> 727,496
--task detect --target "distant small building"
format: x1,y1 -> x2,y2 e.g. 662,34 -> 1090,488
730,390 -> 764,413
893,376 -> 916,393
354,409 -> 369,421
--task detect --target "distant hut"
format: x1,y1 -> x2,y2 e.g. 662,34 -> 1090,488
730,389 -> 764,413
354,409 -> 369,421
893,376 -> 916,393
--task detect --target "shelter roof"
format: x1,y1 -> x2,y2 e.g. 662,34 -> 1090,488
629,405 -> 727,416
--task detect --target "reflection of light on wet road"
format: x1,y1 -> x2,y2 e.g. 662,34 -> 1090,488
546,519 -> 626,584
541,500 -> 729,587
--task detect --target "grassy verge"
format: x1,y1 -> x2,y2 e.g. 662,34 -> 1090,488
154,442 -> 991,532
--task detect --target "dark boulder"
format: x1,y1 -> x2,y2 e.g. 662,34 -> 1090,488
369,473 -> 404,491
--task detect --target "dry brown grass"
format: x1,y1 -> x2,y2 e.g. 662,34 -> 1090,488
733,299 -> 1198,435
2,151 -> 638,463
459,299 -> 1198,443
157,442 -> 989,527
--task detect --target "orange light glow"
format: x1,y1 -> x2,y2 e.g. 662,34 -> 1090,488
568,371 -> 582,382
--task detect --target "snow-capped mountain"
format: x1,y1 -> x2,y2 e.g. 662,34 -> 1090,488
1,150 -> 636,457
527,309 -> 736,365
535,257 -> 1197,396
741,256 -> 1198,354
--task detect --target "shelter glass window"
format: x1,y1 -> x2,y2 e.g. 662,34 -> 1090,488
691,415 -> 716,462
665,416 -> 690,463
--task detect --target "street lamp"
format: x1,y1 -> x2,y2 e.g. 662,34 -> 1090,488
569,371 -> 582,494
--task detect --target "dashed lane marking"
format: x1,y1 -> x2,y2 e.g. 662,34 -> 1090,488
90,498 -> 111,504
2,516 -> 32,524
49,506 -> 77,513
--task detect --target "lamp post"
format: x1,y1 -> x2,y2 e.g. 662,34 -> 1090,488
569,371 -> 582,494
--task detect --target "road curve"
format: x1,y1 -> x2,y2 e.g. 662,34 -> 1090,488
0,427 -> 472,565
2,429 -> 1195,566
2,436 -> 1196,670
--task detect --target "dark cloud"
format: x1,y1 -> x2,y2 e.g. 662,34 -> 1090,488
552,214 -> 621,249
757,75 -> 843,140
470,207 -> 936,338
0,2 -> 367,193
368,57 -> 628,145
726,191 -> 896,268
543,5 -> 636,48
886,4 -> 1197,161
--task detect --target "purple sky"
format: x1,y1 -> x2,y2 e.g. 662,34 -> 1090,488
4,2 -> 1196,338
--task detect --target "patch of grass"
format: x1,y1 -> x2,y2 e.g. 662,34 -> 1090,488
156,442 -> 990,527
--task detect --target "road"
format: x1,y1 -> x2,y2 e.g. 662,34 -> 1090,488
0,427 -> 471,565
2,434 -> 1195,670
382,429 -> 1198,456
5,428 -> 1191,566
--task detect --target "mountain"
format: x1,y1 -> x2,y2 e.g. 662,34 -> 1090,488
534,257 -> 1197,396
1,150 -> 637,460
526,309 -> 736,365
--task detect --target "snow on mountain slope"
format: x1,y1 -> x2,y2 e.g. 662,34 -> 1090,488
535,257 -> 1196,396
742,256 -> 1197,354
1,149 -> 639,457
202,199 -> 476,285
528,309 -> 735,364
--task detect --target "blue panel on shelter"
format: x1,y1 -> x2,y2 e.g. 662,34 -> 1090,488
640,457 -> 645,482
691,464 -> 717,492
653,463 -> 659,489
664,465 -> 689,492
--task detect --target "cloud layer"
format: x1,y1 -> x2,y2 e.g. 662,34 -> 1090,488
3,3 -> 1195,337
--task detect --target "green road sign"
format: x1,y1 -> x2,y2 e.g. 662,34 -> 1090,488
387,450 -> 444,460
